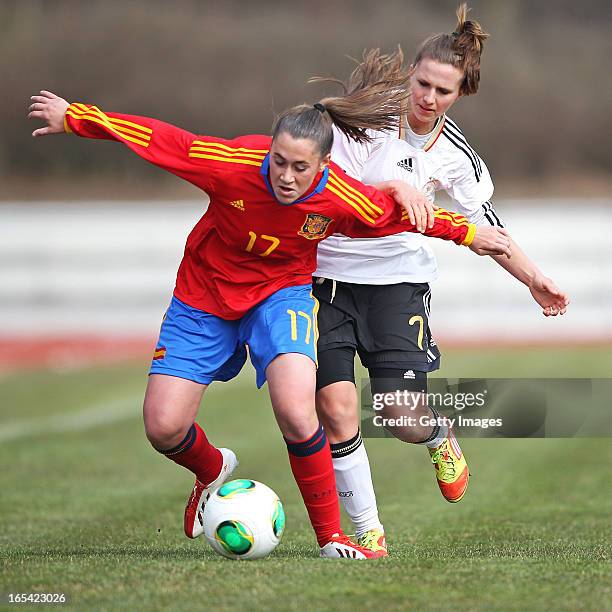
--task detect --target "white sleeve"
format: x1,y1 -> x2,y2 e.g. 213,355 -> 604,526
445,154 -> 504,227
330,125 -> 385,180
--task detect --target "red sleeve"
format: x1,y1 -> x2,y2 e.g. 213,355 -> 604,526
63,102 -> 229,193
326,167 -> 475,246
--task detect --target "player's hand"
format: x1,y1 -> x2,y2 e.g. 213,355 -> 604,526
469,226 -> 512,257
28,91 -> 70,137
401,190 -> 438,233
374,180 -> 437,232
528,275 -> 570,316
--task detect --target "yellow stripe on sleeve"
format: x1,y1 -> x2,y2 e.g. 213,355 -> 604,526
325,183 -> 376,224
71,103 -> 153,136
66,105 -> 151,147
434,209 -> 470,228
401,208 -> 472,243
69,108 -> 151,142
189,145 -> 266,161
65,110 -> 150,147
191,140 -> 268,155
440,208 -> 467,223
188,153 -> 264,167
328,170 -> 384,217
188,140 -> 267,166
66,110 -> 150,147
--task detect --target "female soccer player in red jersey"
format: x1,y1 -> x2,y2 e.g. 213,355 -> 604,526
312,4 -> 570,556
28,76 -> 510,558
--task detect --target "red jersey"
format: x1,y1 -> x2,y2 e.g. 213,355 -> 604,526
64,103 -> 475,319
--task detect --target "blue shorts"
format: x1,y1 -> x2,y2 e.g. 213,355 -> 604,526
149,285 -> 319,388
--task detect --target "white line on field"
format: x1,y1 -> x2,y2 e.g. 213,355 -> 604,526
0,395 -> 141,442
0,369 -> 257,443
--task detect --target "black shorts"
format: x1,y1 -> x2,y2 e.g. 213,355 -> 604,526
313,278 -> 440,389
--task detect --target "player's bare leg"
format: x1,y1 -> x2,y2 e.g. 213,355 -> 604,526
143,375 -> 205,449
143,375 -> 237,538
316,381 -> 360,444
316,381 -> 386,555
267,354 -> 319,441
267,354 -> 384,559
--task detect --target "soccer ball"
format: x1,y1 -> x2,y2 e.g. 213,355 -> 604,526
203,479 -> 285,560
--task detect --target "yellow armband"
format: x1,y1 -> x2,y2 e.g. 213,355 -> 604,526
462,223 -> 476,246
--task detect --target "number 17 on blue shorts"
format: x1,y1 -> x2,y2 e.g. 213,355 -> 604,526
150,284 -> 319,388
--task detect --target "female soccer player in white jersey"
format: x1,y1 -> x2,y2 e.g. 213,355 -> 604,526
312,4 -> 570,555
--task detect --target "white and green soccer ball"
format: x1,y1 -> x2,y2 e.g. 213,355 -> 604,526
203,479 -> 285,560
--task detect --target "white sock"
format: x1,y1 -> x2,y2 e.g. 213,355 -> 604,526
331,431 -> 384,538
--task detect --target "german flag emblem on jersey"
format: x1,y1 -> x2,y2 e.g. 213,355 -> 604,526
298,213 -> 333,240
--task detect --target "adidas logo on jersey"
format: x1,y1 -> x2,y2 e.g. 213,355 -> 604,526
397,157 -> 414,172
403,370 -> 416,379
230,199 -> 245,211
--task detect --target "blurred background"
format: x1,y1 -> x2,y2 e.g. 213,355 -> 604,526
2,4 -> 611,605
1,0 -> 611,366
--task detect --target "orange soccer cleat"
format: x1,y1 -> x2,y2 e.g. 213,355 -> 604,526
428,429 -> 469,503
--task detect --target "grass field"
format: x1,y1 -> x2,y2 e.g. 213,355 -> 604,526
1,347 -> 611,611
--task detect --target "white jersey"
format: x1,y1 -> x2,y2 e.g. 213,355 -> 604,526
315,118 -> 503,284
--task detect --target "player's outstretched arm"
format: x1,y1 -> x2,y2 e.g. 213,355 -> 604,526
28,91 -> 69,137
334,175 -> 510,252
491,237 -> 570,316
28,91 -> 221,192
469,226 -> 512,258
373,180 -> 437,233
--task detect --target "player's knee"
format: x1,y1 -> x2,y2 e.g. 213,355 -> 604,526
316,383 -> 358,440
281,417 -> 321,444
144,410 -> 189,450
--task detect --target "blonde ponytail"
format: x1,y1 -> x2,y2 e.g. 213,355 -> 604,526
312,47 -> 408,144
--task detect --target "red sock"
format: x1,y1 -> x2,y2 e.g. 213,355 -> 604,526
285,424 -> 342,547
158,423 -> 223,486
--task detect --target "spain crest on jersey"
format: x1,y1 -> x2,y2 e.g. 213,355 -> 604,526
298,213 -> 333,240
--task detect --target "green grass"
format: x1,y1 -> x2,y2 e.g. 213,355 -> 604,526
1,347 -> 611,611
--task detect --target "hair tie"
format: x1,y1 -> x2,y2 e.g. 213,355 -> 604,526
451,31 -> 460,39
313,102 -> 327,113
